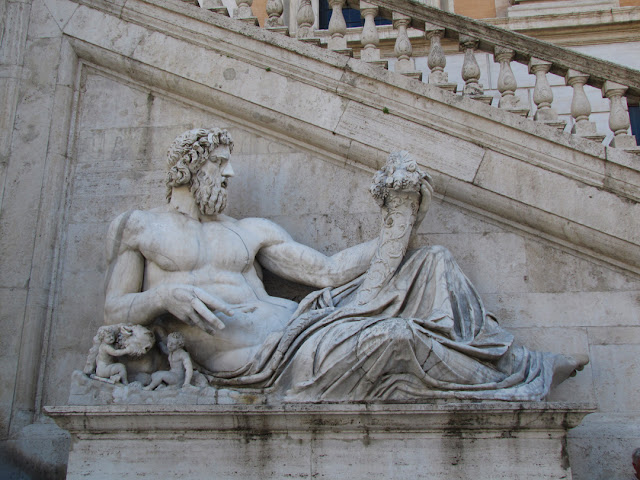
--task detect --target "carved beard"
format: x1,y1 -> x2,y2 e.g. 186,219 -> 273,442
191,168 -> 228,215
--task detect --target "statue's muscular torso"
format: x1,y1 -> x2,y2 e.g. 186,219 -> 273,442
109,206 -> 298,372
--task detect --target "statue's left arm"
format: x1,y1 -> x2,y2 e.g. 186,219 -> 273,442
181,352 -> 193,388
248,219 -> 377,288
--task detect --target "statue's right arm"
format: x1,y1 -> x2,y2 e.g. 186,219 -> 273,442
103,211 -> 232,334
103,211 -> 164,326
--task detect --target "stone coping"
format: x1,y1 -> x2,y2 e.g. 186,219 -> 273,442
45,402 -> 594,434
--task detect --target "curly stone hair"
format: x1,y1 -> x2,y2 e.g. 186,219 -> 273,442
165,128 -> 234,201
167,331 -> 185,348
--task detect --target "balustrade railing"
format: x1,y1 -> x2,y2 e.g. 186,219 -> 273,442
187,0 -> 640,153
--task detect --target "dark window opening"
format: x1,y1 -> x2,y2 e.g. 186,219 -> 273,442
318,0 -> 392,30
630,105 -> 640,146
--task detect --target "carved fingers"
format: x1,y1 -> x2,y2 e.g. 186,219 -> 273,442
191,297 -> 226,331
164,285 -> 231,334
192,289 -> 233,317
420,174 -> 434,196
416,177 -> 434,226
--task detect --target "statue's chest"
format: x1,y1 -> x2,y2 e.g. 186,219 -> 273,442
141,221 -> 253,272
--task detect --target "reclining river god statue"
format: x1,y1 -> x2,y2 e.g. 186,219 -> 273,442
95,127 -> 587,402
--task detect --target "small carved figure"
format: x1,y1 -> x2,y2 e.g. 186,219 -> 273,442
633,448 -> 640,480
144,332 -> 193,390
84,324 -> 155,384
84,326 -> 130,384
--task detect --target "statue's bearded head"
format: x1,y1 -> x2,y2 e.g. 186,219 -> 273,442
165,128 -> 235,215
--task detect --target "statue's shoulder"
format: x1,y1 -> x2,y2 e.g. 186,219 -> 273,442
235,217 -> 291,244
236,217 -> 286,234
109,206 -> 174,230
106,207 -> 171,249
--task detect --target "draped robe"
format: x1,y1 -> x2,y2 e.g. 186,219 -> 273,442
208,245 -> 564,402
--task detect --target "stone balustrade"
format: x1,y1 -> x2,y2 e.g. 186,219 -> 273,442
187,0 -> 640,153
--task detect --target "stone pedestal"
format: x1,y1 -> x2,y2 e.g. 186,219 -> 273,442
46,403 -> 592,480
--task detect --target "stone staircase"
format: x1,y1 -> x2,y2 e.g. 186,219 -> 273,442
108,0 -> 640,274
189,0 -> 640,153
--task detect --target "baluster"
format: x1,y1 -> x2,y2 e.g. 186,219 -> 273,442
234,0 -> 258,24
459,35 -> 492,104
393,12 -> 421,81
328,0 -> 350,53
494,46 -> 529,117
360,2 -> 386,67
529,58 -> 565,131
565,70 -> 604,143
425,24 -> 456,92
266,0 -> 288,34
296,0 -> 316,39
198,0 -> 229,16
602,81 -> 639,151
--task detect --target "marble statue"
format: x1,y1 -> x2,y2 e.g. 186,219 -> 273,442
99,127 -> 587,401
84,324 -> 155,384
144,332 -> 194,390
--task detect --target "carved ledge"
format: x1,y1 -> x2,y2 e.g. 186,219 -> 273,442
46,402 -> 594,479
46,402 -> 594,433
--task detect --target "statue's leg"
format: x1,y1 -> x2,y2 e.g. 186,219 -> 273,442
113,363 -> 128,385
143,371 -> 165,390
352,318 -> 433,398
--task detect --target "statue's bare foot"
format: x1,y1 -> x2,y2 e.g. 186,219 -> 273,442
551,354 -> 589,388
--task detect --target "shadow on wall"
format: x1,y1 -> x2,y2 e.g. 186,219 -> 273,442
630,105 -> 640,146
0,424 -> 70,480
0,445 -> 64,480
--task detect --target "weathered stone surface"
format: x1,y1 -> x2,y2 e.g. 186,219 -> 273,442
590,344 -> 640,412
46,403 -> 592,480
0,288 -> 28,437
569,413 -> 640,480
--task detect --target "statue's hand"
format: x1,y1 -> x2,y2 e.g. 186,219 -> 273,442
160,285 -> 231,335
415,176 -> 434,228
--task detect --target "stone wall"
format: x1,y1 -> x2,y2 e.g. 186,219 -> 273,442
0,0 -> 639,477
